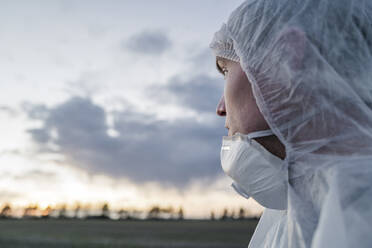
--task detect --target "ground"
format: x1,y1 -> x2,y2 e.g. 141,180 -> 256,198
0,219 -> 258,248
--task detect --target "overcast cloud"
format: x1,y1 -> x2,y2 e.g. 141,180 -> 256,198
125,30 -> 172,55
0,0 -> 247,214
149,74 -> 223,113
26,96 -> 225,186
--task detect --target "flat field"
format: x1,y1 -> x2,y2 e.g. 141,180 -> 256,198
0,219 -> 258,248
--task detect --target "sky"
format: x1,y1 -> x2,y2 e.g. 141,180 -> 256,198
0,0 -> 263,218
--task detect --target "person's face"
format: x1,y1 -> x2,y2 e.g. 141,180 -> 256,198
216,58 -> 269,136
216,57 -> 286,159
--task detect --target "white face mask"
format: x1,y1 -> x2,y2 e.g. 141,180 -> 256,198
220,130 -> 288,210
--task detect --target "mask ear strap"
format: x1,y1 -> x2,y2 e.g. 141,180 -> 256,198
247,129 -> 274,139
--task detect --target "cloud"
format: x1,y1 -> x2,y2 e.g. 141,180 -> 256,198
28,128 -> 51,144
125,30 -> 172,55
186,47 -> 217,76
13,170 -> 57,181
149,74 -> 223,113
0,106 -> 18,117
0,150 -> 21,156
26,96 -> 226,186
22,103 -> 49,120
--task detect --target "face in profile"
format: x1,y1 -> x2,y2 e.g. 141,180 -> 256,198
215,57 -> 286,159
215,57 -> 270,136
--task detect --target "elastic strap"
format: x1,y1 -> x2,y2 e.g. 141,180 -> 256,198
247,129 -> 274,139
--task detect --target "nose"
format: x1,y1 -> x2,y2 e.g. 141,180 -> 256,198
216,95 -> 226,116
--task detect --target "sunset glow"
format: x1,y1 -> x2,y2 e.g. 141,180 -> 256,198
0,0 -> 264,219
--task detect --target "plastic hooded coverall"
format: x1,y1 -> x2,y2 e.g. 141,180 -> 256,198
210,0 -> 372,247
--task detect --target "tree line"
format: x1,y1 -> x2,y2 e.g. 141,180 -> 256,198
0,203 -> 257,221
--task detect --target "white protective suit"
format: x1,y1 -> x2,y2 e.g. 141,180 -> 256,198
210,0 -> 372,247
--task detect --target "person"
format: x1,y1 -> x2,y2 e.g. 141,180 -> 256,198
209,0 -> 372,247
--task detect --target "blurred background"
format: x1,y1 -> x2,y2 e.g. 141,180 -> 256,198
0,1 -> 262,247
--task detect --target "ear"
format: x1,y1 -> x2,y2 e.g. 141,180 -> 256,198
275,27 -> 307,71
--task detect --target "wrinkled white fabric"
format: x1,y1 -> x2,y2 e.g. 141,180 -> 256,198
248,209 -> 288,248
210,23 -> 240,62
210,0 -> 372,247
221,131 -> 288,210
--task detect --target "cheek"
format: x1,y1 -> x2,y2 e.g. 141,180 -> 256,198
224,71 -> 251,111
225,69 -> 269,131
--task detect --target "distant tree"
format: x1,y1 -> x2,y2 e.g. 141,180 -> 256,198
101,203 -> 110,219
220,208 -> 228,221
41,205 -> 52,218
147,206 -> 161,219
210,211 -> 215,221
23,204 -> 39,218
58,204 -> 67,219
238,208 -> 245,220
0,204 -> 11,218
118,209 -> 129,219
177,207 -> 184,220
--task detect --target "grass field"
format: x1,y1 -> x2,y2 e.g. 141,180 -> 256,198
0,219 -> 258,248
